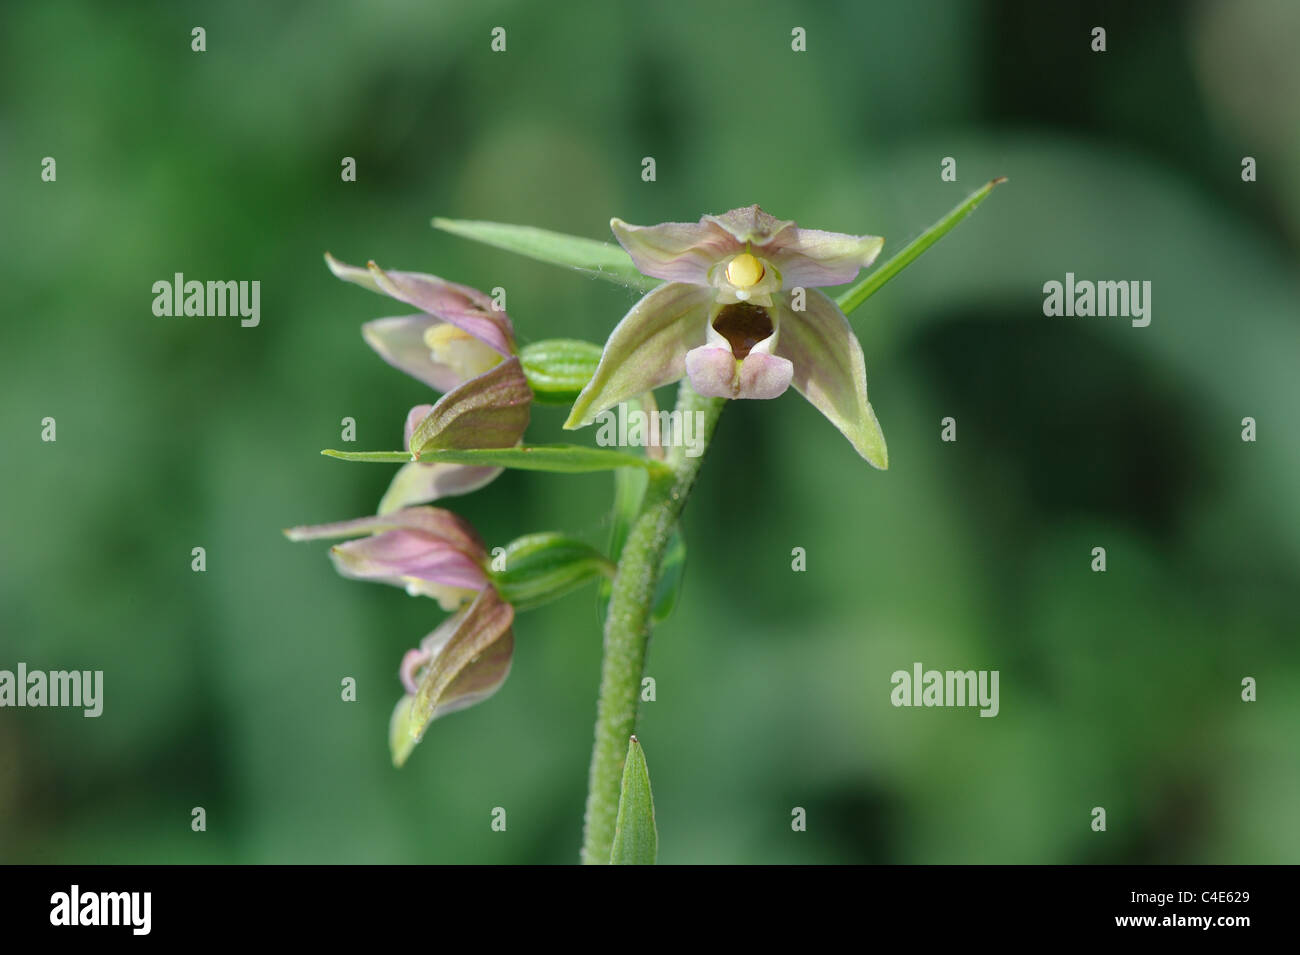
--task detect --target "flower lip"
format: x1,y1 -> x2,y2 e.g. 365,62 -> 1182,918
712,302 -> 774,360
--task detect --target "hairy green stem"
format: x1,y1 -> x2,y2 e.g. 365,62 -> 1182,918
580,383 -> 725,864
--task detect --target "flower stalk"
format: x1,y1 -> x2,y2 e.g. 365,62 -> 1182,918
581,381 -> 725,864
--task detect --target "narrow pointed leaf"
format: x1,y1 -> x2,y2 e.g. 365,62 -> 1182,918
610,736 -> 658,865
650,528 -> 686,625
836,177 -> 1007,316
323,445 -> 671,475
433,217 -> 659,291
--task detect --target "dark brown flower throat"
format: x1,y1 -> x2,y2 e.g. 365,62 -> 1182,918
712,302 -> 773,360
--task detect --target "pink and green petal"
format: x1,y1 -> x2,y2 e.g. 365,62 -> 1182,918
326,253 -> 515,356
403,403 -> 436,448
771,290 -> 888,468
360,315 -> 465,392
328,529 -> 490,591
702,205 -> 796,246
365,261 -> 515,356
379,462 -> 503,514
407,357 -> 532,457
564,283 -> 713,429
406,587 -> 516,749
399,648 -> 430,696
284,506 -> 487,560
325,252 -> 387,293
610,218 -> 736,285
376,403 -> 504,512
766,228 -> 885,288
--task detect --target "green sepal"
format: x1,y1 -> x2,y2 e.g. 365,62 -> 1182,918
650,528 -> 686,626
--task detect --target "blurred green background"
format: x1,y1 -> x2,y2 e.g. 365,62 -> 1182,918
3,0 -> 1298,863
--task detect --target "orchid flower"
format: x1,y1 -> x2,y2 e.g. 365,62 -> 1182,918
564,205 -> 889,467
284,506 -> 490,611
298,180 -> 1005,839
378,357 -> 532,513
325,253 -> 516,392
325,254 -> 533,508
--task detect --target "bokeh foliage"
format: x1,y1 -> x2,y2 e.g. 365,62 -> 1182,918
2,0 -> 1297,862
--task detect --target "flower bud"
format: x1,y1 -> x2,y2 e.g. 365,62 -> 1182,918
519,339 -> 603,405
489,532 -> 615,611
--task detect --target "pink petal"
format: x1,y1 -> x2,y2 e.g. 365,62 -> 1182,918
684,346 -> 793,400
284,506 -> 487,560
407,357 -> 532,456
403,405 -> 437,450
702,205 -> 796,246
385,403 -> 503,511
770,291 -> 887,467
400,647 -> 431,695
764,228 -> 884,288
408,587 -> 515,738
366,262 -> 515,356
361,316 -> 466,392
378,461 -> 504,513
329,529 -> 489,591
610,218 -> 737,285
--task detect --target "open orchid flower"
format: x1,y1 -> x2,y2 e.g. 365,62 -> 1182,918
563,205 -> 889,468
325,253 -> 516,392
378,357 -> 532,513
284,506 -> 490,611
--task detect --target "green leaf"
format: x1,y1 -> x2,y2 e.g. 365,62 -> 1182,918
836,177 -> 1008,316
322,444 -> 670,476
490,533 -> 615,612
433,217 -> 659,291
650,528 -> 686,626
519,338 -> 603,406
609,736 -> 658,865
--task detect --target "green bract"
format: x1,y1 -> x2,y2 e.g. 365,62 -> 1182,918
609,736 -> 658,865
